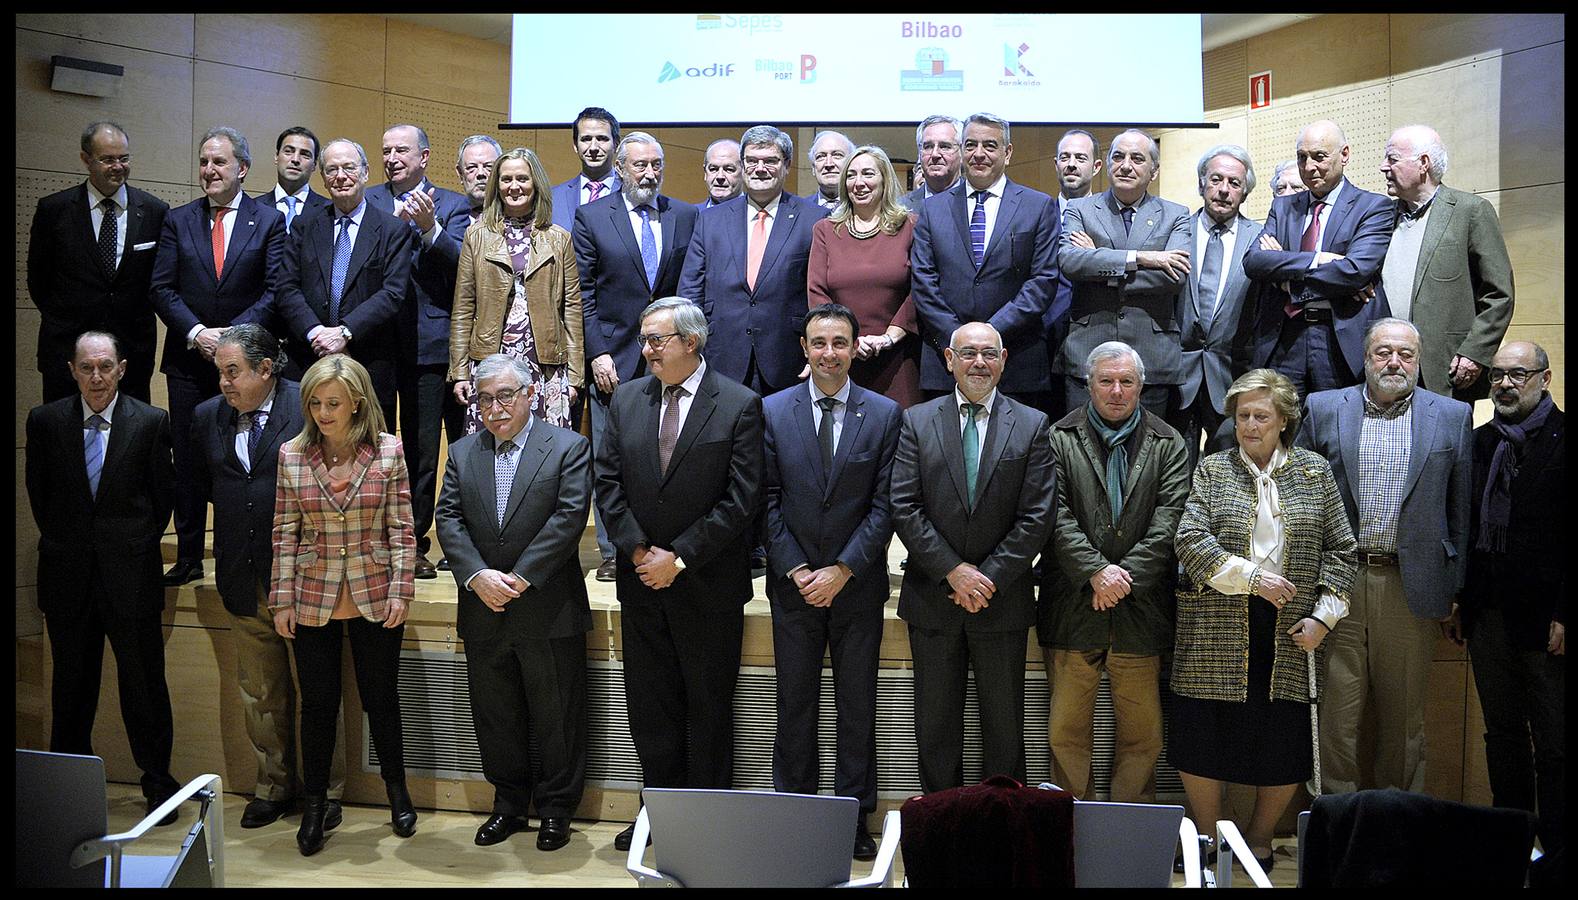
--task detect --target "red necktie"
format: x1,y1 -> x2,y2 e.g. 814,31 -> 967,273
212,207 -> 231,280
1285,199 -> 1326,317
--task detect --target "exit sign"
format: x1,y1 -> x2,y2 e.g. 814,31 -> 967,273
1250,71 -> 1272,109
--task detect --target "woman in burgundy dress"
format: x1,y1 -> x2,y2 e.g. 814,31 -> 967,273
808,145 -> 921,408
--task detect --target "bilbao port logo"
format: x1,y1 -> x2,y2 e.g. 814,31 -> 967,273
658,61 -> 738,84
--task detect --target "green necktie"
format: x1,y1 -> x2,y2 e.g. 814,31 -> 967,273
963,402 -> 983,504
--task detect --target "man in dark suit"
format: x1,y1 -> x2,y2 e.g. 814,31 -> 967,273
900,115 -> 963,211
28,121 -> 169,403
365,123 -> 471,578
763,303 -> 902,860
1297,318 -> 1472,795
151,126 -> 287,586
26,331 -> 179,824
679,125 -> 829,395
594,298 -> 764,851
189,324 -> 345,830
573,132 -> 699,582
1461,341 -> 1565,857
1172,144 -> 1264,469
255,127 -> 330,235
890,321 -> 1056,793
698,139 -> 742,209
456,134 -> 503,226
550,106 -> 622,232
436,353 -> 593,852
272,137 -> 413,428
1244,119 -> 1395,396
805,130 -> 853,210
910,112 -> 1060,409
1056,129 -> 1192,419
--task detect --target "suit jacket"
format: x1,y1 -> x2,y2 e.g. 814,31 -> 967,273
252,187 -> 332,229
190,379 -> 304,616
1176,210 -> 1263,412
593,364 -> 764,608
573,192 -> 699,382
677,192 -> 828,390
1242,178 -> 1395,380
272,200 -> 414,372
1382,185 -> 1515,401
763,381 -> 902,610
910,180 -> 1061,394
364,180 -> 471,367
27,183 -> 169,373
1296,385 -> 1473,618
550,173 -> 622,233
436,421 -> 593,645
1056,190 -> 1193,384
268,432 -> 417,626
890,392 -> 1056,633
149,193 -> 286,381
26,393 -> 174,617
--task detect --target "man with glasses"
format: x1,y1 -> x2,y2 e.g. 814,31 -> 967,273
1460,342 -> 1564,858
593,298 -> 764,850
28,121 -> 169,402
902,115 -> 963,210
1297,318 -> 1472,795
679,125 -> 828,395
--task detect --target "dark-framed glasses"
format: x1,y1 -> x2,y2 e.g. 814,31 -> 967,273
638,332 -> 682,350
476,387 -> 523,409
1487,367 -> 1546,386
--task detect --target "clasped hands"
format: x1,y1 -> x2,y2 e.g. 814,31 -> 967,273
632,545 -> 680,590
1256,233 -> 1377,304
1253,571 -> 1331,651
947,562 -> 995,613
472,569 -> 526,612
793,563 -> 852,608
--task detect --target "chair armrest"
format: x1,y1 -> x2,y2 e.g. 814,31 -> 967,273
1177,816 -> 1203,888
840,809 -> 901,888
1215,819 -> 1273,888
72,774 -> 225,888
625,807 -> 680,887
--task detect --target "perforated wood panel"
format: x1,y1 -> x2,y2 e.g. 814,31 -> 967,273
382,95 -> 521,196
1242,84 -> 1389,223
1203,42 -> 1249,115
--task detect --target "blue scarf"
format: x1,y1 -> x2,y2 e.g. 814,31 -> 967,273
1087,404 -> 1144,522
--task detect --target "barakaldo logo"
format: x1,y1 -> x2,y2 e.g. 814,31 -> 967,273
658,61 -> 738,83
901,20 -> 963,38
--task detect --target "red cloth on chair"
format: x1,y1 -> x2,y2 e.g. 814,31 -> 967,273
899,774 -> 1076,887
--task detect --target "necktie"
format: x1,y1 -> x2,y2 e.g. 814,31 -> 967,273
1287,200 -> 1327,317
962,402 -> 983,504
247,409 -> 269,464
1121,206 -> 1135,237
96,197 -> 119,277
658,385 -> 687,477
816,396 -> 838,474
495,439 -> 517,525
211,206 -> 231,280
283,195 -> 298,233
637,205 -> 659,287
587,181 -> 604,204
330,215 -> 351,324
84,414 -> 106,497
1196,223 -> 1225,325
746,207 -> 768,291
969,190 -> 988,267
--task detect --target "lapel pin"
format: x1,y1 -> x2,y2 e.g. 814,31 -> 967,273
856,411 -> 863,418
1146,219 -> 1154,227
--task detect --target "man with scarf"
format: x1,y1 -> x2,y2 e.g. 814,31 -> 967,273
1039,340 -> 1190,801
1459,340 -> 1564,857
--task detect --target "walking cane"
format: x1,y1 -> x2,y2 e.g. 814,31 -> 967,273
1306,649 -> 1321,796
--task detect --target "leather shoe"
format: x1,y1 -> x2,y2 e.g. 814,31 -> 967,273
1253,850 -> 1276,873
750,553 -> 767,571
596,558 -> 617,582
436,557 -> 451,572
853,819 -> 877,861
162,559 -> 204,586
324,800 -> 343,831
240,796 -> 293,828
613,821 -> 647,852
387,780 -> 418,837
414,556 -> 438,580
536,816 -> 572,851
474,814 -> 529,846
297,793 -> 329,856
146,794 -> 179,827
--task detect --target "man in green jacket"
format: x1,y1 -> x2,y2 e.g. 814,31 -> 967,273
1039,340 -> 1191,802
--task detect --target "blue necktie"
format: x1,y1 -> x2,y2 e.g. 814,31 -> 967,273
1196,223 -> 1225,325
970,190 -> 988,267
637,205 -> 659,287
1121,206 -> 1135,237
84,414 -> 106,497
495,439 -> 517,526
329,215 -> 351,324
247,409 -> 269,465
283,195 -> 298,233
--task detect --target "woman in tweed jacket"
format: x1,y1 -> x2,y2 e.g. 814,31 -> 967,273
269,354 -> 418,856
1170,369 -> 1357,870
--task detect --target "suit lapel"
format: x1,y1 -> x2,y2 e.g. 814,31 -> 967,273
654,196 -> 680,288
1207,214 -> 1257,343
662,372 -> 717,486
1410,188 -> 1456,301
473,431 -> 501,536
1284,192 -> 1310,248
186,202 -> 221,287
119,191 -> 150,285
1126,195 -> 1166,252
1320,179 -> 1362,251
931,399 -> 971,511
982,183 -> 1021,263
61,402 -> 96,505
71,184 -> 98,261
826,385 -> 868,500
640,378 -> 666,487
501,422 -> 551,530
341,207 -> 379,294
1401,392 -> 1439,501
972,395 -> 1014,508
752,193 -> 799,288
98,397 -> 136,497
1337,389 -> 1363,495
310,210 -> 335,301
789,389 -> 825,493
218,195 -> 261,291
951,184 -> 973,263
609,198 -> 647,289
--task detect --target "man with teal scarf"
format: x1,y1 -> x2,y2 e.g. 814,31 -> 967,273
1039,341 -> 1191,802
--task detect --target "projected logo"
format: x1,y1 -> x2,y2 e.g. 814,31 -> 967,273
998,42 -> 1042,88
900,47 -> 963,92
696,14 -> 783,34
754,55 -> 817,83
658,61 -> 738,84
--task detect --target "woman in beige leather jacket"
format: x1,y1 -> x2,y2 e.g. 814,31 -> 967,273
449,147 -> 584,430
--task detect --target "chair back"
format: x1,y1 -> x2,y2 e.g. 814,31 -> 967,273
1070,800 -> 1186,888
1296,809 -> 1311,887
642,788 -> 857,887
15,750 -> 109,888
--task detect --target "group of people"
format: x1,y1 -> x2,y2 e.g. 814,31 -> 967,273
25,105 -> 1560,867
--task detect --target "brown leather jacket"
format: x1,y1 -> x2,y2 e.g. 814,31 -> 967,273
448,222 -> 584,387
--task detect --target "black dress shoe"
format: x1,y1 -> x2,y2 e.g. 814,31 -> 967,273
474,814 -> 529,846
324,800 -> 343,831
146,795 -> 179,827
853,819 -> 878,861
750,553 -> 767,572
387,780 -> 418,837
596,558 -> 617,582
536,816 -> 572,851
162,559 -> 204,586
414,556 -> 438,580
436,557 -> 451,572
240,796 -> 294,828
613,821 -> 640,852
297,794 -> 329,856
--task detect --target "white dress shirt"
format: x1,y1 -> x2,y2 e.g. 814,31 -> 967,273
624,194 -> 663,258
967,174 -> 1009,254
233,382 -> 277,472
1193,209 -> 1240,311
808,377 -> 852,457
744,193 -> 782,245
87,181 -> 130,270
658,359 -> 708,443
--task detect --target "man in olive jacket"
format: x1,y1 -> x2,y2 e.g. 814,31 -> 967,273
1039,340 -> 1190,802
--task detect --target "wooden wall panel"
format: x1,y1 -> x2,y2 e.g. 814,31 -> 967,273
1155,117 -> 1248,220
194,14 -> 385,91
1245,13 -> 1390,100
1493,184 -> 1566,328
384,19 -> 508,113
1203,41 -> 1249,116
1500,325 -> 1564,408
1390,13 -> 1564,75
381,95 -> 514,196
1494,42 -> 1566,193
16,13 -> 194,57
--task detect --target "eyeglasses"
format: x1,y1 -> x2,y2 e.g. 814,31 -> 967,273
743,156 -> 783,170
638,332 -> 682,350
93,155 -> 131,166
1487,367 -> 1546,386
322,164 -> 363,177
476,387 -> 523,409
1369,346 -> 1418,363
952,347 -> 1002,361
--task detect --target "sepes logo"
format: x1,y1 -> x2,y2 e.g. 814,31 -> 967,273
658,60 -> 737,84
999,42 -> 1041,87
754,54 -> 817,83
900,47 -> 963,92
696,14 -> 783,34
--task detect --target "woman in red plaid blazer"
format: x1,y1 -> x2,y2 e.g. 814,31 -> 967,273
268,354 -> 418,856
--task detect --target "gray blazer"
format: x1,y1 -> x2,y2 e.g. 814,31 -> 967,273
890,392 -> 1056,633
1296,385 -> 1473,618
1176,210 -> 1262,413
1056,190 -> 1193,384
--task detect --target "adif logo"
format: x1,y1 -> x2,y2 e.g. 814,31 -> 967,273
657,60 -> 738,83
658,61 -> 682,83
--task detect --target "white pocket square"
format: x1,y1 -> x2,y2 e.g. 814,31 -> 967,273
132,241 -> 157,251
